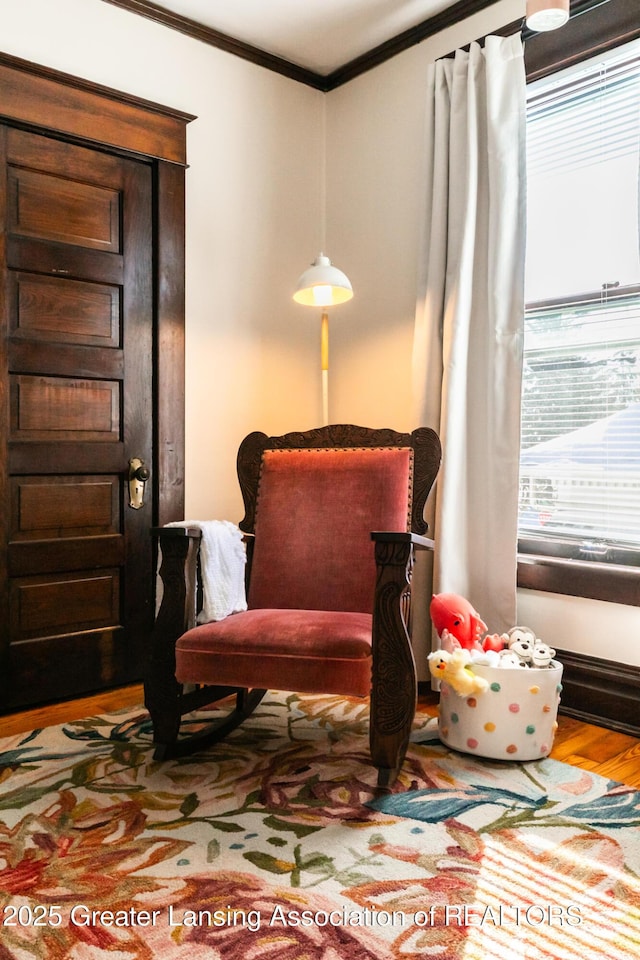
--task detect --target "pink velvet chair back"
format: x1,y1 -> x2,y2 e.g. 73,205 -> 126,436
247,446 -> 413,613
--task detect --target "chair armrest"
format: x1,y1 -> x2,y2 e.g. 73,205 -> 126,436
153,526 -> 203,638
152,525 -> 203,541
371,531 -> 435,551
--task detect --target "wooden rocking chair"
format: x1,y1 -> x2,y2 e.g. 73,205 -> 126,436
145,424 -> 441,787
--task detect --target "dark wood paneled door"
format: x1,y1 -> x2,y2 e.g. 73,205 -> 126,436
0,126 -> 155,709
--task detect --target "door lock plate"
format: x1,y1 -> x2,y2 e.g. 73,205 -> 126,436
128,457 -> 150,509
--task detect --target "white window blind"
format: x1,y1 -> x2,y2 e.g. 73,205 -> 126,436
519,40 -> 640,562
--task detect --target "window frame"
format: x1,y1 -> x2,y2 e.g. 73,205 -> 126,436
517,0 -> 640,606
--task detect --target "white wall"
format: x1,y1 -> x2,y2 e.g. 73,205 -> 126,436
325,0 -> 640,668
1,0 -> 325,522
3,0 -> 638,668
517,589 -> 640,664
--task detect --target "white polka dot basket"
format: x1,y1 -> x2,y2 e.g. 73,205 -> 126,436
437,660 -> 563,761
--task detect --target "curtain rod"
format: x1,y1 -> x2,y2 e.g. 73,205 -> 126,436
441,0 -> 620,60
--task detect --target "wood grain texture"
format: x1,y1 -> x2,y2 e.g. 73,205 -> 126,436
0,56 -> 188,712
0,54 -> 192,164
1,129 -> 153,709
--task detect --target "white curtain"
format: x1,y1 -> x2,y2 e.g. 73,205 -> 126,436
412,34 -> 526,635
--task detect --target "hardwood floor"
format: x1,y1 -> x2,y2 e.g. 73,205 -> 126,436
2,686 -> 639,789
0,685 -> 145,739
550,714 -> 640,789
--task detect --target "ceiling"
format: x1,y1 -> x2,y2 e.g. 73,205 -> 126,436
141,0 -> 465,76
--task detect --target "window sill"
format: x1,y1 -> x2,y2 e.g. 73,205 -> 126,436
517,553 -> 640,606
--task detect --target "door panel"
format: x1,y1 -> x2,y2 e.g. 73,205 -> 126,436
0,125 -> 154,709
10,571 -> 120,640
11,476 -> 119,538
6,130 -> 122,251
8,536 -> 124,578
7,167 -> 121,251
11,273 -> 121,347
11,374 -> 120,440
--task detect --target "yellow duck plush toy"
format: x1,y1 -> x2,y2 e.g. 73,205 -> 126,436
428,648 -> 489,697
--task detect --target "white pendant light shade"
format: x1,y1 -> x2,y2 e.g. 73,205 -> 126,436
293,254 -> 353,307
526,0 -> 570,31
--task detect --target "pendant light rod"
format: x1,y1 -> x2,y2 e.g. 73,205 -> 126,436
321,310 -> 329,426
293,253 -> 353,427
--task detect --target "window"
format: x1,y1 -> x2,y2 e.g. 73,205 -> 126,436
518,37 -> 640,602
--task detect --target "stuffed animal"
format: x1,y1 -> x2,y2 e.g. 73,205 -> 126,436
531,640 -> 556,668
428,648 -> 489,697
430,593 -> 487,652
506,626 -> 536,666
470,648 -> 501,668
482,632 -> 507,653
498,649 -> 527,669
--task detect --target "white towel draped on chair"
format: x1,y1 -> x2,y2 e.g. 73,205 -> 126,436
158,520 -> 247,622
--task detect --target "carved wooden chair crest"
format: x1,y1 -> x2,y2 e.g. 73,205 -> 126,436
145,424 -> 441,787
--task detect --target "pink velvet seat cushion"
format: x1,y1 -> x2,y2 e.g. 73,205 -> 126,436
175,608 -> 373,698
248,446 -> 413,613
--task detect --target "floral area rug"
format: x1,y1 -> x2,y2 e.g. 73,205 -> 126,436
1,692 -> 639,959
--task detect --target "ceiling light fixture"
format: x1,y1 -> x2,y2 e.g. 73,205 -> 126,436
526,0 -> 570,31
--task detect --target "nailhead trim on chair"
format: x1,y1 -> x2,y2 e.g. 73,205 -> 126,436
253,446 -> 415,532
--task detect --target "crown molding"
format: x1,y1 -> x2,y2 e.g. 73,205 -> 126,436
101,0 -> 638,92
325,0 -> 500,89
102,0 -> 501,91
101,0 -> 328,89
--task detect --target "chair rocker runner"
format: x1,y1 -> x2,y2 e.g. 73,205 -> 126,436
145,424 -> 441,787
